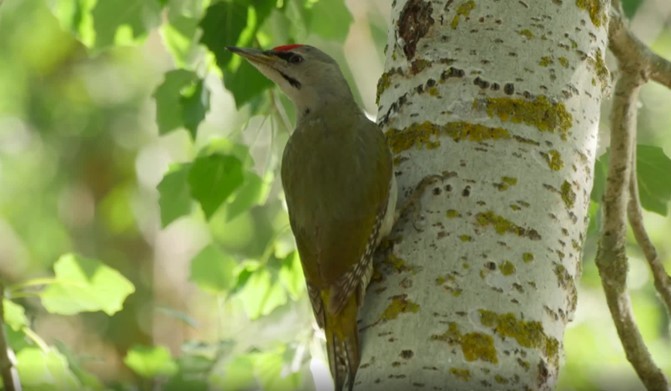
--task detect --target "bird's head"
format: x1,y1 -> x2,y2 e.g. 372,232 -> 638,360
227,44 -> 355,116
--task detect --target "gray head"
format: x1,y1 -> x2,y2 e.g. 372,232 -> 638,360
227,44 -> 356,116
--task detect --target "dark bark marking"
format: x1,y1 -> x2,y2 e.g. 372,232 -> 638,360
398,0 -> 435,60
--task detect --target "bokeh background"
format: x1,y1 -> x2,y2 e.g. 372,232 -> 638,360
0,0 -> 669,390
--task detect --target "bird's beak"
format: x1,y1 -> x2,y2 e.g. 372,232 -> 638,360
226,46 -> 278,67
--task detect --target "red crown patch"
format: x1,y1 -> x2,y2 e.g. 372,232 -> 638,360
272,44 -> 304,52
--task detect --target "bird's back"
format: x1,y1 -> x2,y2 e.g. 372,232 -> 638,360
281,108 -> 392,294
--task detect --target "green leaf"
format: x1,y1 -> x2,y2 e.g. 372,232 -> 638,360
16,347 -> 80,389
199,1 -> 248,70
49,0 -> 96,47
622,0 -> 644,17
124,345 -> 178,379
189,245 -> 237,293
255,347 -> 301,391
306,0 -> 353,41
223,60 -> 274,108
636,145 -> 671,215
53,342 -> 106,390
283,0 -> 311,38
90,0 -> 163,49
180,79 -> 211,139
165,371 -> 208,391
160,15 -> 201,68
590,156 -> 606,202
154,69 -> 197,134
232,262 -> 258,293
201,1 -> 276,107
592,145 -> 671,215
279,251 -> 304,300
165,0 -> 203,18
225,172 -> 271,221
40,253 -> 135,315
212,354 -> 257,390
238,269 -> 287,319
188,154 -> 245,219
3,299 -> 28,331
158,163 -> 193,227
153,71 -> 211,139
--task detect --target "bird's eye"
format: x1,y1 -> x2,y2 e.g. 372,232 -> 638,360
288,54 -> 303,64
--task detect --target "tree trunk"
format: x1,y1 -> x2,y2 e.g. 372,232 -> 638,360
357,0 -> 609,389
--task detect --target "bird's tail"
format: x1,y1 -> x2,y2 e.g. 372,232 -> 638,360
323,292 -> 360,391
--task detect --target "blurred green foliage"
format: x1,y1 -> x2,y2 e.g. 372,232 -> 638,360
0,0 -> 669,390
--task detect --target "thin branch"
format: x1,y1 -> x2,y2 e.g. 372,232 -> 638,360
608,2 -> 671,89
627,154 -> 671,315
0,285 -> 21,391
596,66 -> 668,391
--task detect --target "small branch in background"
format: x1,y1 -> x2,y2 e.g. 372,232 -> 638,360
598,4 -> 671,387
0,285 -> 21,391
609,0 -> 671,88
596,68 -> 668,391
627,163 -> 671,315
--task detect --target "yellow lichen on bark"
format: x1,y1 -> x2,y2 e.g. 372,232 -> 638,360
381,294 -> 420,321
386,121 -> 511,153
474,96 -> 573,140
451,0 -> 476,29
431,322 -> 498,364
479,310 -> 560,366
576,0 -> 606,27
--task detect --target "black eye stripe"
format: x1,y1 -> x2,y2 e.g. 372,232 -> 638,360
279,71 -> 301,89
272,51 -> 302,64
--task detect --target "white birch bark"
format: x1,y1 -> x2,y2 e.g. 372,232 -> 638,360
357,0 -> 609,389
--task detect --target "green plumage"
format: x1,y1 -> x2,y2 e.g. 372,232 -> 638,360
281,107 -> 391,292
281,104 -> 392,390
227,44 -> 394,391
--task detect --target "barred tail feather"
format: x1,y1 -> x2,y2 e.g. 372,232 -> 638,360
329,255 -> 373,314
324,294 -> 360,391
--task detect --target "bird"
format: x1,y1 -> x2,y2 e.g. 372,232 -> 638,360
227,44 -> 396,391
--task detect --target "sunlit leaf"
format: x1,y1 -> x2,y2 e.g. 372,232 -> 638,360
53,341 -> 106,390
124,345 -> 178,379
40,253 -> 135,315
279,251 -> 304,301
16,347 -> 80,390
225,172 -> 271,221
255,347 -> 301,391
90,0 -> 163,49
189,245 -> 237,293
306,0 -> 353,41
212,354 -> 257,390
165,0 -> 203,18
232,261 -> 258,294
188,154 -> 245,219
99,183 -> 136,234
49,0 -> 96,47
160,15 -> 201,68
238,269 -> 287,319
158,163 -> 193,227
3,299 -> 28,331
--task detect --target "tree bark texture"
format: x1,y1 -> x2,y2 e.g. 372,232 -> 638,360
357,1 -> 609,390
